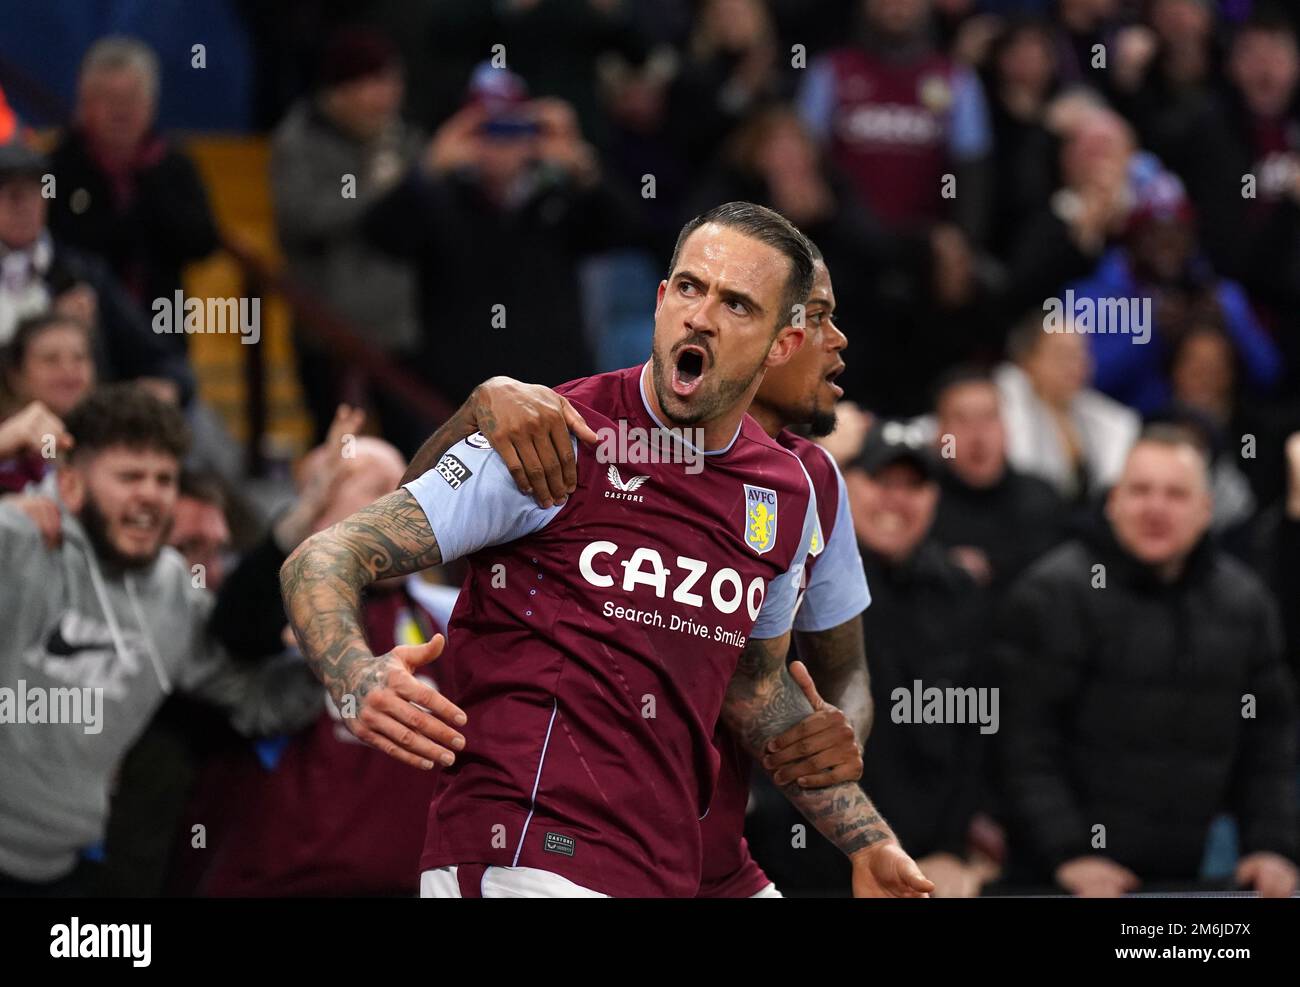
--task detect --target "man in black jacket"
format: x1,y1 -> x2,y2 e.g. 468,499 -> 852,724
929,365 -> 1066,590
994,424 -> 1298,896
748,419 -> 992,897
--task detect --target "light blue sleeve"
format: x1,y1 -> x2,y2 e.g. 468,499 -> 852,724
796,56 -> 837,145
750,467 -> 820,641
948,66 -> 992,161
794,457 -> 871,633
401,433 -> 573,563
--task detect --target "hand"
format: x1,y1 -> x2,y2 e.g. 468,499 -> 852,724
1055,856 -> 1140,897
468,376 -> 600,508
0,401 -> 72,460
332,634 -> 468,771
423,102 -> 489,176
851,842 -> 935,897
2,493 -> 62,548
1235,852 -> 1298,898
947,545 -> 993,586
762,660 -> 862,787
277,404 -> 367,549
531,98 -> 599,184
915,852 -> 984,898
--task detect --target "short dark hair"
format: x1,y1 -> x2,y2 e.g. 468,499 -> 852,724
3,312 -> 92,377
1007,308 -> 1050,361
65,383 -> 190,462
1234,5 -> 1297,47
667,201 -> 815,333
1132,421 -> 1213,476
178,469 -> 227,510
931,363 -> 996,412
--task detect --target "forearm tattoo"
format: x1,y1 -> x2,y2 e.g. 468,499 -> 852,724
795,616 -> 873,743
724,635 -> 892,857
280,490 -> 443,705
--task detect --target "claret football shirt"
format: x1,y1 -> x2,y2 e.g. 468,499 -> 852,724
698,433 -> 872,897
403,364 -> 818,896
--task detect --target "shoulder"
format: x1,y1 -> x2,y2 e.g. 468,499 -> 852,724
777,430 -> 840,496
1208,551 -> 1273,615
555,365 -> 636,407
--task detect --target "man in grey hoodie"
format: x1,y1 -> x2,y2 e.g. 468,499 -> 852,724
0,384 -> 319,894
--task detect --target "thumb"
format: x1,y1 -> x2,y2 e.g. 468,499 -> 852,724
563,398 -> 600,446
905,858 -> 936,892
394,633 -> 445,670
1234,857 -> 1256,886
788,660 -> 825,711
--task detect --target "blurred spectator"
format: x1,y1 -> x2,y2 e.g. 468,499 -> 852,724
993,426 -> 1298,895
0,385 -> 318,895
1051,0 -> 1124,85
0,313 -> 92,494
0,142 -> 192,402
996,312 -> 1139,501
752,418 -> 993,897
270,29 -> 426,450
1064,170 -> 1283,414
668,0 -> 786,167
690,105 -> 890,387
180,410 -> 454,896
845,419 -> 992,896
980,17 -> 1065,255
1220,9 -> 1300,375
1161,326 -> 1268,539
486,0 -> 647,151
929,365 -> 1066,587
47,36 -> 219,333
97,470 -> 238,898
365,66 -> 640,405
1108,1 -> 1249,283
797,0 -> 994,242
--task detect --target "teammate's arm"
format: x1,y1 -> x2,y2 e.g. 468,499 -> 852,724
761,618 -> 872,787
400,377 -> 598,506
723,633 -> 933,898
279,490 -> 467,771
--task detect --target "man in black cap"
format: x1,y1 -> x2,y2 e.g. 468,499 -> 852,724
844,418 -> 994,896
749,418 -> 996,896
0,140 -> 190,401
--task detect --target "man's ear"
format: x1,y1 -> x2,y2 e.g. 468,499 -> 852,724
654,279 -> 668,314
57,462 -> 86,513
765,324 -> 807,368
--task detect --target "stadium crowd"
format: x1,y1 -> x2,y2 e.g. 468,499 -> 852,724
0,0 -> 1298,897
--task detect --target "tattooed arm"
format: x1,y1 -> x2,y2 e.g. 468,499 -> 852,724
724,633 -> 933,898
796,616 -> 872,742
279,489 -> 468,770
759,616 -> 871,788
400,377 -> 599,506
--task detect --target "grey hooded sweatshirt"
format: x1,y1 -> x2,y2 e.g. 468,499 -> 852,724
0,502 -> 321,882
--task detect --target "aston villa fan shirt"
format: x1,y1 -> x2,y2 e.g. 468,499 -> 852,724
402,364 -> 817,897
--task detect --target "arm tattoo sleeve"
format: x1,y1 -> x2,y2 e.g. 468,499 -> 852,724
279,489 -> 443,705
724,635 -> 894,857
794,615 -> 873,743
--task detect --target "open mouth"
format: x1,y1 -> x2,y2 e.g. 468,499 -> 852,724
671,345 -> 708,397
824,362 -> 845,398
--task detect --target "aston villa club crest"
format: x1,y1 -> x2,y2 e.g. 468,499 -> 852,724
743,484 -> 778,555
